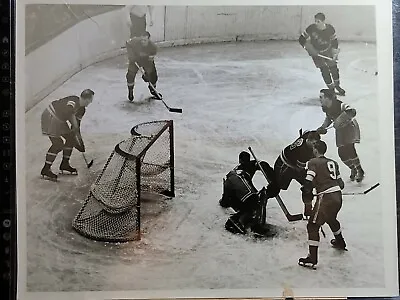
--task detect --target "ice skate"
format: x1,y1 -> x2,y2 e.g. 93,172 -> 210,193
349,168 -> 357,181
149,84 -> 162,100
331,238 -> 347,251
40,165 -> 58,182
225,216 -> 246,235
59,160 -> 78,175
128,88 -> 134,102
298,256 -> 317,270
355,169 -> 365,183
335,85 -> 346,96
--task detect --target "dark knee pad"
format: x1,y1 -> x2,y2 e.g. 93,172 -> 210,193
320,66 -> 332,84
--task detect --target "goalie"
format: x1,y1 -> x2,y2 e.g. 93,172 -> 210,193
219,151 -> 279,237
125,31 -> 160,101
315,89 -> 365,182
298,12 -> 345,96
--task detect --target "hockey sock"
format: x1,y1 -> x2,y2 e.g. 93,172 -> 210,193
307,222 -> 320,244
338,145 -> 355,171
308,245 -> 318,263
45,137 -> 64,166
320,67 -> 333,88
62,136 -> 75,162
329,65 -> 340,85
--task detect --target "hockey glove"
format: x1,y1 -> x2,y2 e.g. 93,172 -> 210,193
304,40 -> 319,57
303,202 -> 313,217
74,133 -> 86,153
142,73 -> 149,82
316,127 -> 328,135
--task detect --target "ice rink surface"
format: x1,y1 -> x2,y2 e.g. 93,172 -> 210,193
24,41 -> 382,292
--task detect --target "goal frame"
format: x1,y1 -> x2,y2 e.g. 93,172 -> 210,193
72,120 -> 175,242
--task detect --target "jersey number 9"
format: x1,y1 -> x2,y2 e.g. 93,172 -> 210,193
327,161 -> 338,179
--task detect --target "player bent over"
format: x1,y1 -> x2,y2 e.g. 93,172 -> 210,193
316,89 -> 365,182
299,140 -> 347,269
126,31 -> 160,101
299,12 -> 345,96
273,130 -> 321,192
219,151 -> 279,237
40,89 -> 94,181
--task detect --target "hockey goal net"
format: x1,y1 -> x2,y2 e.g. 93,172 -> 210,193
72,120 -> 175,242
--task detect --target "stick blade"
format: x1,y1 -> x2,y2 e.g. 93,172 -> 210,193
287,214 -> 304,222
87,160 -> 94,168
169,108 -> 183,113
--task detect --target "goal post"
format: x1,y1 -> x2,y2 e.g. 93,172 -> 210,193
72,120 -> 175,242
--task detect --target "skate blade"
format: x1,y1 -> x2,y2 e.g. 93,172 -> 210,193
298,262 -> 317,270
40,175 -> 57,182
59,170 -> 78,175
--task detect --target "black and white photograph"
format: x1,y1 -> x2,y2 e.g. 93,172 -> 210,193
16,0 -> 398,299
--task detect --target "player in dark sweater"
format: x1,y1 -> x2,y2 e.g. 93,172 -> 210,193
125,31 -> 159,101
316,89 -> 365,182
219,151 -> 279,237
274,130 -> 321,192
40,89 -> 94,181
298,12 -> 345,96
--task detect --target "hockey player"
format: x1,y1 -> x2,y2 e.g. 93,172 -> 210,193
125,5 -> 154,38
273,130 -> 321,192
219,151 -> 279,236
125,31 -> 160,101
299,12 -> 345,96
315,89 -> 365,182
40,89 -> 94,181
299,140 -> 347,270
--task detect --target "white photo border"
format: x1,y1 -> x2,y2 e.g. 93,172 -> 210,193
16,0 -> 398,298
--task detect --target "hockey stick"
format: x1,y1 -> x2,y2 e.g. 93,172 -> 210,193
342,183 -> 380,196
318,54 -> 337,63
82,153 -> 93,169
248,147 -> 304,222
134,62 -> 182,113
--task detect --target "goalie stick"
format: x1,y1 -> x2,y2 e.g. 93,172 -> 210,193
134,62 -> 183,113
82,153 -> 93,169
248,146 -> 304,222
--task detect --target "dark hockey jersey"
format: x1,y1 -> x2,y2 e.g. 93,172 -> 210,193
49,96 -> 85,123
301,23 -> 338,52
126,37 -> 157,62
280,132 -> 315,169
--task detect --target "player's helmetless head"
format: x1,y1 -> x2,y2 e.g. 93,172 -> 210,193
306,131 -> 320,147
80,89 -> 95,107
314,12 -> 326,30
319,88 -> 335,107
239,151 -> 250,164
313,140 -> 327,157
140,31 -> 151,46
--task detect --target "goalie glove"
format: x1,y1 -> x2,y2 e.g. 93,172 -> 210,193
304,40 -> 319,57
333,111 -> 352,129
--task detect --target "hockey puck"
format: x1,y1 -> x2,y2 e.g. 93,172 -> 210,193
375,71 -> 378,76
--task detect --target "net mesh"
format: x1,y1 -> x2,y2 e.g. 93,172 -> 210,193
72,120 -> 174,242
